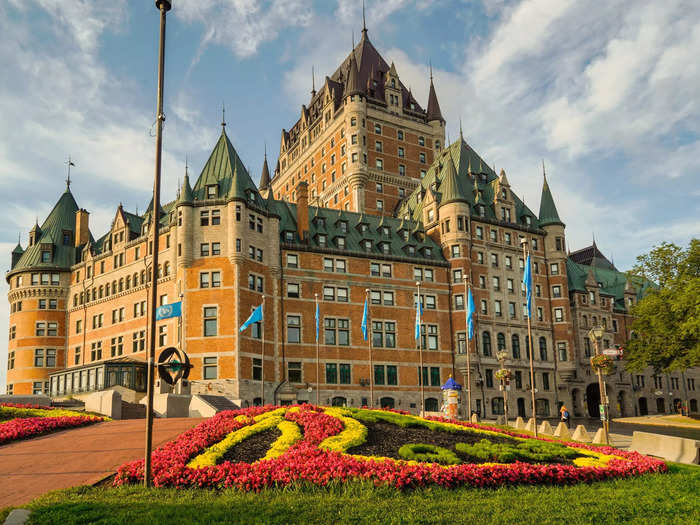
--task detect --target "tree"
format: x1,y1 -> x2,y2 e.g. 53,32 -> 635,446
625,239 -> 700,372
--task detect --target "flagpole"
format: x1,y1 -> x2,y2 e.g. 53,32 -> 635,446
417,281 -> 425,416
261,295 -> 265,406
144,0 -> 170,488
315,293 -> 320,407
521,239 -> 538,437
365,289 -> 374,408
464,276 -> 472,418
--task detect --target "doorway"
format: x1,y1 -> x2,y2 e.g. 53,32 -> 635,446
617,391 -> 625,417
639,397 -> 648,415
571,388 -> 580,417
586,383 -> 600,418
656,398 -> 665,414
517,397 -> 526,418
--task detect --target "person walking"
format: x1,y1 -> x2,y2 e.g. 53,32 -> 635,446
560,404 -> 570,427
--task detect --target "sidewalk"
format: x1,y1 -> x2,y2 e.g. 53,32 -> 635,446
613,415 -> 700,429
0,417 -> 203,508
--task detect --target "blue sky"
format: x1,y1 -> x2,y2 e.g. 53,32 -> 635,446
1,0 -> 699,390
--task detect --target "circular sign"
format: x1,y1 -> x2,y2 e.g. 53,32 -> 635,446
158,347 -> 193,385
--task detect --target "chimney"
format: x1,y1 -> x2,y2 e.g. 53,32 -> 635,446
296,181 -> 309,242
75,209 -> 90,247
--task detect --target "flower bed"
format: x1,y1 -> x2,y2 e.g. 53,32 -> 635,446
0,402 -> 106,445
114,405 -> 666,490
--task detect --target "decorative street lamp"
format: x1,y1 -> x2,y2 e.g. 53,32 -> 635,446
588,325 -> 610,444
495,350 -> 511,426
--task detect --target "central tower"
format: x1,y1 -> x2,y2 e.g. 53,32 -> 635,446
267,23 -> 445,216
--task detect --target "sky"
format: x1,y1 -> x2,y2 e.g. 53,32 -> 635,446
0,0 -> 699,391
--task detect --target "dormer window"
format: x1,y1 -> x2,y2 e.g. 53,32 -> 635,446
316,217 -> 326,228
427,209 -> 435,223
62,230 -> 72,246
380,242 -> 390,254
359,223 -> 368,233
284,231 -> 294,242
406,245 -> 416,256
338,221 -> 348,233
317,234 -> 327,247
477,205 -> 485,217
501,189 -> 507,199
336,237 -> 346,249
206,185 -> 217,199
363,240 -> 372,251
401,230 -> 409,241
381,226 -> 390,237
41,250 -> 51,263
424,247 -> 432,257
391,78 -> 396,88
524,216 -> 532,226
480,174 -> 487,183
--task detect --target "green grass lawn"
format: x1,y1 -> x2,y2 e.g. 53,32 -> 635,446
7,463 -> 697,525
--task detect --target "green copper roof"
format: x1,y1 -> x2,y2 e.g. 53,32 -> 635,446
538,175 -> 564,227
397,138 -> 539,228
10,186 -> 80,273
12,242 -> 24,255
438,156 -> 469,206
177,173 -> 194,205
271,200 -> 446,263
193,129 -> 263,207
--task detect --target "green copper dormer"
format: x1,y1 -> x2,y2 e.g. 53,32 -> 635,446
538,174 -> 565,227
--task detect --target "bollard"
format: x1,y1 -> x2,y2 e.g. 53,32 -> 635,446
554,422 -> 571,440
514,417 -> 526,430
571,425 -> 592,442
538,420 -> 554,435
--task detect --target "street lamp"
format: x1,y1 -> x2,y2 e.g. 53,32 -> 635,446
588,325 -> 610,444
495,350 -> 510,426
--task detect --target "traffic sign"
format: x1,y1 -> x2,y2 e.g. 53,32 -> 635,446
602,348 -> 621,357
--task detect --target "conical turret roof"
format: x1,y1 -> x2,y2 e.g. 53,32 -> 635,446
426,76 -> 444,123
439,158 -> 468,206
345,49 -> 362,97
538,174 -> 564,227
177,171 -> 194,205
259,152 -> 271,190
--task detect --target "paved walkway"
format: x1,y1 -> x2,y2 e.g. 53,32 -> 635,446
0,417 -> 203,508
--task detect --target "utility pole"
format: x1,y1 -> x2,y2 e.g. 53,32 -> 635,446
144,0 -> 170,488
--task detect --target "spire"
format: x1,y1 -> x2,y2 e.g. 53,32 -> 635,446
459,118 -> 463,141
311,66 -> 316,96
221,101 -> 226,130
538,169 -> 564,227
362,0 -> 367,37
259,144 -> 271,190
177,159 -> 194,205
65,155 -> 75,189
345,43 -> 362,97
426,63 -> 445,124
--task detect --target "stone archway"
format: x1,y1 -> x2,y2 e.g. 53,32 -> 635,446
586,383 -> 600,418
638,397 -> 648,415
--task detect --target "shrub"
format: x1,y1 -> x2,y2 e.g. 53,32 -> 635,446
398,443 -> 461,465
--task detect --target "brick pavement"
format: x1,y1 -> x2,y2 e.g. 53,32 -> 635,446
0,417 -> 204,508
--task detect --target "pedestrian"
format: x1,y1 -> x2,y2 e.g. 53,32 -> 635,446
560,404 -> 570,427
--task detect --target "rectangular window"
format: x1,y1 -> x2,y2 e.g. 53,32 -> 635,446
200,243 -> 210,257
287,315 -> 301,343
326,363 -> 337,384
554,308 -> 564,322
550,263 -> 559,275
158,325 -> 167,346
557,342 -> 567,361
203,306 -> 217,337
252,358 -> 262,380
34,349 -> 44,367
200,210 -> 209,226
203,357 -> 217,379
286,254 -> 298,268
211,210 -> 221,225
288,362 -> 302,383
200,273 -> 210,288
485,369 -> 494,388
542,372 -> 550,391
287,283 -> 300,298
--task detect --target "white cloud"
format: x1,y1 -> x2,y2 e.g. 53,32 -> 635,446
176,0 -> 314,61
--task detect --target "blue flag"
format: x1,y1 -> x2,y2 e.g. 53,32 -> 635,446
523,254 -> 533,318
414,297 -> 423,340
240,304 -> 263,332
361,297 -> 368,341
155,301 -> 181,321
466,287 -> 475,340
315,300 -> 320,342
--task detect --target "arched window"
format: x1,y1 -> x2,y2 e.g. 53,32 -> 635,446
105,283 -> 110,296
119,278 -> 124,292
112,280 -> 117,293
140,270 -> 146,285
164,262 -> 170,276
482,331 -> 492,356
592,316 -> 598,326
582,315 -> 588,328
157,265 -> 162,279
98,285 -> 103,298
539,337 -> 547,361
492,397 -> 505,415
497,332 -> 506,351
126,276 -> 131,290
525,335 -> 531,359
91,288 -> 96,301
512,334 -> 520,359
73,294 -> 78,307
331,396 -> 347,407
425,397 -> 439,412
133,272 -> 138,286
536,398 -> 550,416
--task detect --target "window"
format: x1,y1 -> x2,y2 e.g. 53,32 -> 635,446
110,336 -> 124,357
375,141 -> 383,152
374,123 -> 381,134
286,254 -> 298,268
491,253 -> 499,267
494,300 -> 502,317
251,358 -> 262,381
91,341 -> 102,361
132,331 -> 146,353
200,210 -> 209,226
325,363 -> 338,384
490,229 -> 498,242
375,158 -> 383,170
635,375 -> 645,388
419,324 -> 439,350
287,315 -> 301,343
374,365 -> 398,386
372,321 -> 396,348
550,263 -> 559,275
203,357 -> 217,379
554,308 -> 564,322
485,369 -> 494,388
454,294 -> 464,310
557,342 -> 567,361
492,276 -> 500,291
287,283 -> 300,298
512,334 -> 521,359
200,273 -> 210,288
482,331 -> 492,356
158,325 -> 167,346
451,245 -> 460,258
324,318 -> 349,346
552,285 -> 562,298
200,243 -> 210,257
539,337 -> 548,361
537,306 -> 543,321
515,370 -> 523,389
377,199 -> 384,211
418,136 -> 425,146
203,306 -> 217,337
288,362 -> 302,383
419,152 -> 426,163
34,349 -> 44,367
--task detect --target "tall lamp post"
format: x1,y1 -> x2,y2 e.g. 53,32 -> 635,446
496,350 -> 510,426
520,237 -> 537,437
144,0 -> 171,488
416,281 -> 425,416
588,325 -> 610,445
463,276 -> 472,418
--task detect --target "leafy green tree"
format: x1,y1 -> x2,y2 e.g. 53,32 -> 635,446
625,240 -> 700,372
